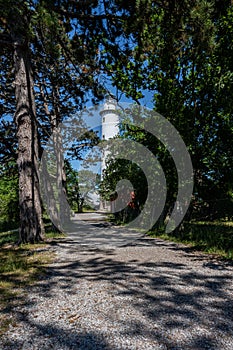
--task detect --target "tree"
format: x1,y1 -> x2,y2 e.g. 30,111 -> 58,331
0,1 -> 45,243
66,165 -> 99,213
102,0 -> 233,225
0,0 -> 138,241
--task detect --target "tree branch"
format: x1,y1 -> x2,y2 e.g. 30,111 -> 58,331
0,33 -> 13,46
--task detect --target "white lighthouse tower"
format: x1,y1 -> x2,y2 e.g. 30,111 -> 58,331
101,96 -> 119,141
100,95 -> 119,171
99,96 -> 120,210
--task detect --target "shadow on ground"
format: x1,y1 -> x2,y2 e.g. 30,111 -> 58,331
1,218 -> 233,349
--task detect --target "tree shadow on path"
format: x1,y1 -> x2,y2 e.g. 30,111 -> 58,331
1,222 -> 233,350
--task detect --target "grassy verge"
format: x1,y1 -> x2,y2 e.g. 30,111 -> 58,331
148,220 -> 233,260
0,228 -> 65,336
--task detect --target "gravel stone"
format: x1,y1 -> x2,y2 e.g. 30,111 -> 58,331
1,219 -> 233,349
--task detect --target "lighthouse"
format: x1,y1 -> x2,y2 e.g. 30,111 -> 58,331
100,95 -> 119,172
100,96 -> 119,142
99,96 -> 120,210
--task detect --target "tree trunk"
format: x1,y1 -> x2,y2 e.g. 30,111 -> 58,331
39,83 -> 70,230
40,154 -> 63,232
51,86 -> 71,228
53,123 -> 71,227
13,39 -> 44,243
39,83 -> 63,232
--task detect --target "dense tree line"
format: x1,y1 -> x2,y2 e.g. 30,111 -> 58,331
0,0 -> 132,242
101,0 -> 233,227
0,0 -> 232,242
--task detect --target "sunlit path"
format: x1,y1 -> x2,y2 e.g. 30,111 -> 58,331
1,214 -> 233,350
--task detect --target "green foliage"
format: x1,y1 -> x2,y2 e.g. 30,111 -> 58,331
0,168 -> 18,230
0,0 -> 139,236
1,0 -> 233,232
149,221 -> 233,260
66,162 -> 99,212
103,0 -> 233,224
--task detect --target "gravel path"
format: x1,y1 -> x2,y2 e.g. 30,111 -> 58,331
1,216 -> 233,349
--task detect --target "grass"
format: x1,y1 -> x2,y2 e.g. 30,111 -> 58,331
148,220 -> 233,260
0,229 -> 18,247
0,227 -> 65,336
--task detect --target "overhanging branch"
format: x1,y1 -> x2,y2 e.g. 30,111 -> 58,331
0,33 -> 13,46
